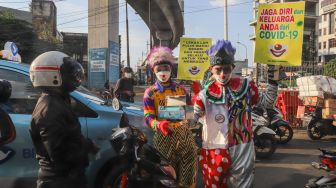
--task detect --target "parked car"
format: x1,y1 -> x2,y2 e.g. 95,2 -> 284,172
0,59 -> 146,188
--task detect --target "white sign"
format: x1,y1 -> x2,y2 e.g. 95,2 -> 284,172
110,54 -> 119,65
90,60 -> 105,72
0,41 -> 21,62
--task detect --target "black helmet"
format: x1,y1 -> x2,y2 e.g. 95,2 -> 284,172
60,57 -> 84,92
122,67 -> 132,73
0,80 -> 12,102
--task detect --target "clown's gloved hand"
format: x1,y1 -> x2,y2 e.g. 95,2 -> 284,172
157,120 -> 170,136
268,65 -> 286,86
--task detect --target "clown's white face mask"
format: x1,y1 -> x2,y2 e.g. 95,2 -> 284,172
155,71 -> 171,82
211,64 -> 234,85
154,64 -> 172,83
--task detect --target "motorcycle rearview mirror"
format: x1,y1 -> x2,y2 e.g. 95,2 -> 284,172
112,98 -> 122,111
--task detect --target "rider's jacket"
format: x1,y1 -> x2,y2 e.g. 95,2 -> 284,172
30,92 -> 91,178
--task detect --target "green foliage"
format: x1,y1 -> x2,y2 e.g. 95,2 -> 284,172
0,11 -> 15,21
37,24 -> 59,44
0,18 -> 62,64
323,60 -> 336,78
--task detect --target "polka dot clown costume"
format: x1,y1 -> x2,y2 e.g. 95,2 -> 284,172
193,40 -> 279,188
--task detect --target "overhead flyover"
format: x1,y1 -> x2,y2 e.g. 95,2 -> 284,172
126,0 -> 184,49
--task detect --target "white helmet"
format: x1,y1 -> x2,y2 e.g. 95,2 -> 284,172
30,51 -> 84,92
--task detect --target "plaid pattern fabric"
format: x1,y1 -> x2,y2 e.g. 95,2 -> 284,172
153,125 -> 198,187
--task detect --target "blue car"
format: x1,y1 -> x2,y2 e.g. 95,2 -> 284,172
0,59 -> 148,188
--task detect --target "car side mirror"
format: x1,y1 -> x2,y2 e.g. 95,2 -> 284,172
0,109 -> 16,146
112,98 -> 122,111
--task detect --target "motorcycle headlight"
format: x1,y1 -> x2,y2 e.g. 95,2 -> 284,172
159,165 -> 176,179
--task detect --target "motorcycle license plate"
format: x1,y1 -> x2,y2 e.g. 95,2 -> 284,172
302,116 -> 312,127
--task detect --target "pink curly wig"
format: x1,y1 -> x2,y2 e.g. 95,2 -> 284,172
146,46 -> 176,68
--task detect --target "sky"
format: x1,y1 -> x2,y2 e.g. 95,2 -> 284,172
0,0 -> 254,69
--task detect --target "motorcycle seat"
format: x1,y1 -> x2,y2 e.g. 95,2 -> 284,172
320,148 -> 336,156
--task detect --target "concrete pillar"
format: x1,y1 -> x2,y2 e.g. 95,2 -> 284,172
88,0 -> 120,88
156,30 -> 173,47
88,0 -> 119,48
32,0 -> 57,38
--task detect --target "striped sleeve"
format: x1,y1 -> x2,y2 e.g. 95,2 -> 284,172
249,81 -> 259,105
193,91 -> 205,120
143,88 -> 159,130
257,82 -> 278,109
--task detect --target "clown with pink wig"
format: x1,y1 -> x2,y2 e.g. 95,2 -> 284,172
143,46 -> 198,187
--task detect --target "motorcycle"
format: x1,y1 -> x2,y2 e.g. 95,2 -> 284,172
266,108 -> 293,144
252,111 -> 278,159
103,98 -> 179,188
253,107 -> 293,144
305,148 -> 336,188
304,106 -> 336,140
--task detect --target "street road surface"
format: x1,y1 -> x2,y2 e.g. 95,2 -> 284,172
255,129 -> 336,188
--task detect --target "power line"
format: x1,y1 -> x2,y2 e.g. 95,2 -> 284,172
0,1 -> 29,3
184,1 -> 252,14
57,2 -> 124,26
59,18 -> 142,30
60,1 -> 253,29
0,1 -> 124,27
58,2 -> 125,18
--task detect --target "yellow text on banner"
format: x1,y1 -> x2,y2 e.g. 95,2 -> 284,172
177,38 -> 212,80
254,2 -> 305,66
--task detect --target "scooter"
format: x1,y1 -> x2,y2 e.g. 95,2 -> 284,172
266,108 -> 293,144
304,106 -> 336,140
305,148 -> 336,188
252,111 -> 277,159
103,98 -> 179,188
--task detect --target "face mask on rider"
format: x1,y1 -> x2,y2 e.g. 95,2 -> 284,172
125,73 -> 132,78
155,71 -> 171,83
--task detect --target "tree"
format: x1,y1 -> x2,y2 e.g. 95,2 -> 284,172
323,59 -> 336,78
0,15 -> 62,64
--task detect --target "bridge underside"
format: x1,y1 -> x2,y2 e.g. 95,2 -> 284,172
127,0 -> 184,49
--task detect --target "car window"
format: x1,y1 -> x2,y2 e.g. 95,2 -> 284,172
0,69 -> 41,114
0,68 -> 99,117
76,86 -> 106,105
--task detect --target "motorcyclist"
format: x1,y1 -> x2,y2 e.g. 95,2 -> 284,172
114,67 -> 136,102
191,40 -> 282,188
0,80 -> 15,144
29,51 -> 98,188
143,47 -> 198,188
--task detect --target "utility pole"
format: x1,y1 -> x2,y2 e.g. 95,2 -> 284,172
224,0 -> 228,40
237,41 -> 247,61
119,35 -> 122,78
126,0 -> 130,67
146,41 -> 150,54
149,0 -> 152,48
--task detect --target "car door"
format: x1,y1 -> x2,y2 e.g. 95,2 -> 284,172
0,67 -> 88,188
0,68 -> 39,186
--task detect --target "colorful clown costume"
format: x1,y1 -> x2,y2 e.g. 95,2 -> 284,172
144,81 -> 198,187
194,76 -> 279,188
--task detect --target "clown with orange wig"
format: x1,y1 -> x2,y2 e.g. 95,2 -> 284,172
143,47 -> 198,187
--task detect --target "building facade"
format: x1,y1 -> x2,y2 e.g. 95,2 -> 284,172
318,0 -> 336,62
